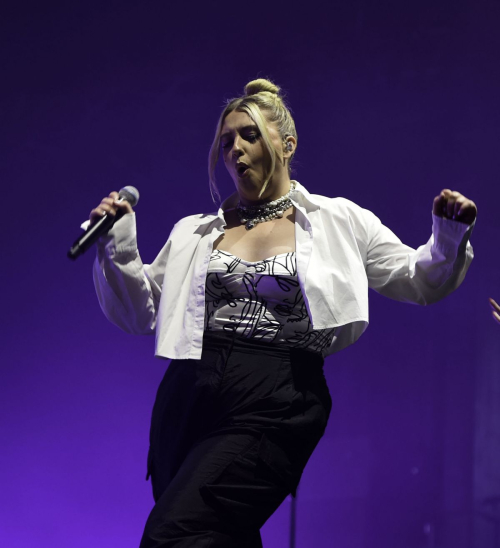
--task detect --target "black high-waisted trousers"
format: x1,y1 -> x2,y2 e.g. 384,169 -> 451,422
139,332 -> 332,548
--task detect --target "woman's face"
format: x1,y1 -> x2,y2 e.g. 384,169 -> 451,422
220,110 -> 286,201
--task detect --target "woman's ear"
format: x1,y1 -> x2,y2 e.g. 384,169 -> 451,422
283,136 -> 297,157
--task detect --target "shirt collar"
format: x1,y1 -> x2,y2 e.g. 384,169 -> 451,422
290,181 -> 321,211
191,180 -> 320,227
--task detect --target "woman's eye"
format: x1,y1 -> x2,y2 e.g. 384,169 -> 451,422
221,132 -> 258,149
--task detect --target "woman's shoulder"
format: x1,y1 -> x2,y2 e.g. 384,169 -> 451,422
295,182 -> 364,212
173,191 -> 237,225
165,211 -> 220,243
311,193 -> 358,208
305,191 -> 375,220
297,188 -> 380,238
173,212 -> 219,227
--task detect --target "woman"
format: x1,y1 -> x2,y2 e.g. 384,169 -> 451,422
89,79 -> 476,547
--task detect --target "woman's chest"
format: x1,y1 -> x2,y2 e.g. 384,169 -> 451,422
213,209 -> 296,262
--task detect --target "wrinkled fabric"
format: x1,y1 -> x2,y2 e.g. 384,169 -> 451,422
140,332 -> 331,548
92,182 -> 475,360
205,249 -> 336,352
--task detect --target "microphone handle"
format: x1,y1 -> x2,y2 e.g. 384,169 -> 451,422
67,209 -> 125,260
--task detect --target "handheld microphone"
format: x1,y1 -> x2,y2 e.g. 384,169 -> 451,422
67,186 -> 140,260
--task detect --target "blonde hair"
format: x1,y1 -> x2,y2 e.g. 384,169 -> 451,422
208,78 -> 298,204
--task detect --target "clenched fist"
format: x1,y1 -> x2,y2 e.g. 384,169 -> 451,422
433,189 -> 477,225
89,191 -> 134,226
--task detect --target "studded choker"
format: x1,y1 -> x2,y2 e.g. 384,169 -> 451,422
236,181 -> 296,230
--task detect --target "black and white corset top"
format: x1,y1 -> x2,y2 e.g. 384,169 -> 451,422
204,249 -> 336,354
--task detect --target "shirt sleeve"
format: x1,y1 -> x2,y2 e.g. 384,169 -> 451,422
92,213 -> 164,335
364,210 -> 475,305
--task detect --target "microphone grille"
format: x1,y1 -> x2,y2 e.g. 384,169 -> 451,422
119,186 -> 140,207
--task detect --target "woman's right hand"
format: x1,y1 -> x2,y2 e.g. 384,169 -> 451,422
89,191 -> 134,226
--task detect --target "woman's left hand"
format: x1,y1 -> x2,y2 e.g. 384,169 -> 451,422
433,189 -> 477,225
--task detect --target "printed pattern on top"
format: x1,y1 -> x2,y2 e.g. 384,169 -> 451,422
204,249 -> 335,354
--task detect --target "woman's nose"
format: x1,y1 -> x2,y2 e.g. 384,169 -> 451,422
231,137 -> 243,157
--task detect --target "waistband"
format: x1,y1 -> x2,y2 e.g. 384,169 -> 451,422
202,331 -> 324,365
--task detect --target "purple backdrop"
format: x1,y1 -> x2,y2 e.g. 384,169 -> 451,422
2,1 -> 499,547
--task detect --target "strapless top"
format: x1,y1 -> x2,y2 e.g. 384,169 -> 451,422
204,249 -> 335,354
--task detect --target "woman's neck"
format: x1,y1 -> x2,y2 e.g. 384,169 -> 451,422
237,178 -> 292,207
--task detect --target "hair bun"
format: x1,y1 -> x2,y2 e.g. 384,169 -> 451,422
244,78 -> 280,97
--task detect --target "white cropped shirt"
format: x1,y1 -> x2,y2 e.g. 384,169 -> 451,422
92,182 -> 474,360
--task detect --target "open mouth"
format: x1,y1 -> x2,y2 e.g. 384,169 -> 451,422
236,163 -> 249,177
